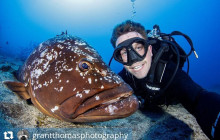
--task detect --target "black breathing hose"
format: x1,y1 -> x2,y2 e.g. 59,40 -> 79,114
159,40 -> 180,94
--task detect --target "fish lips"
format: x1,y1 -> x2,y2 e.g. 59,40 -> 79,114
73,95 -> 139,122
59,83 -> 139,122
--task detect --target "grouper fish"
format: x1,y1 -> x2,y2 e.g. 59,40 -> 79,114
4,35 -> 139,122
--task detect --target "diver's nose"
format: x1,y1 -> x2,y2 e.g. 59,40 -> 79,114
127,49 -> 140,66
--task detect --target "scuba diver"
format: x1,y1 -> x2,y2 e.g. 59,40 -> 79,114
109,20 -> 220,139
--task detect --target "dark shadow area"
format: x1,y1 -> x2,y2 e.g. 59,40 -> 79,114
139,106 -> 193,140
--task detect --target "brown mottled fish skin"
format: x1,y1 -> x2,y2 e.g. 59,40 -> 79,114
4,35 -> 139,122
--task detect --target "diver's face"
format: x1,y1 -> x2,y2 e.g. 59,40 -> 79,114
116,32 -> 152,79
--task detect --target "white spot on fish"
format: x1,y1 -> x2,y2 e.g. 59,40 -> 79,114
51,106 -> 59,112
34,86 -> 38,90
33,91 -> 36,97
87,55 -> 95,62
46,54 -> 53,61
73,88 -> 76,91
57,44 -> 64,49
38,84 -> 42,88
88,78 -> 92,84
56,73 -> 61,77
80,73 -> 83,76
76,93 -> 83,98
38,43 -> 43,51
43,61 -> 50,70
53,51 -> 58,59
66,80 -> 69,83
60,87 -> 63,91
75,66 -> 79,71
54,87 -> 63,92
43,81 -> 48,86
31,69 -> 43,79
101,70 -> 107,76
75,40 -> 87,46
101,85 -> 104,89
84,90 -> 90,94
40,49 -> 48,57
55,73 -> 61,79
95,96 -> 100,100
105,105 -> 118,115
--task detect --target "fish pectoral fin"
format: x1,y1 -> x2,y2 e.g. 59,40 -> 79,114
3,81 -> 30,100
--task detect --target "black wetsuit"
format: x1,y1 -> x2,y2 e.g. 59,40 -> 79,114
118,62 -> 220,139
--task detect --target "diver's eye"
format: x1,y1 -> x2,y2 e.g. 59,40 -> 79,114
79,61 -> 91,72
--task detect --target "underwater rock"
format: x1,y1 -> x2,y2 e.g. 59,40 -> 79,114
0,55 -> 209,140
0,65 -> 13,72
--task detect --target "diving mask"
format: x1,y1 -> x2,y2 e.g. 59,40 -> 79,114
113,37 -> 149,66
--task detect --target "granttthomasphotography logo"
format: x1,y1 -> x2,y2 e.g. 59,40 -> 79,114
1,128 -> 132,140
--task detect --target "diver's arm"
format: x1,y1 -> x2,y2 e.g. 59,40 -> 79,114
169,67 -> 220,139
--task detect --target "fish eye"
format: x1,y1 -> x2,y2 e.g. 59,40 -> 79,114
78,61 -> 91,72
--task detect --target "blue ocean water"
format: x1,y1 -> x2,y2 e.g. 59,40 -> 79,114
0,0 -> 219,90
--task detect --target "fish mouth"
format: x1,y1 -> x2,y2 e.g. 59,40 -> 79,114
59,83 -> 139,122
73,95 -> 139,122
